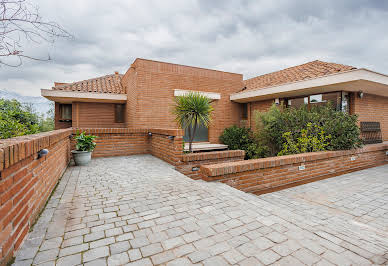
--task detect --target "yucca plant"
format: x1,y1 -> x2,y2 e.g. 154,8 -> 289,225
172,92 -> 214,152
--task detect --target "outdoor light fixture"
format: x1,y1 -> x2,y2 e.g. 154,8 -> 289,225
168,135 -> 175,140
148,132 -> 152,136
38,149 -> 49,159
358,91 -> 364,98
275,98 -> 280,105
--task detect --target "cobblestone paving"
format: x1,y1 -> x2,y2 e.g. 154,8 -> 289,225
14,155 -> 388,265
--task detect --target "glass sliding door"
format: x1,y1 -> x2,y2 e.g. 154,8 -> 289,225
183,123 -> 208,142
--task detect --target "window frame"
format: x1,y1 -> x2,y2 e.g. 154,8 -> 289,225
114,104 -> 125,123
285,91 -> 349,112
59,104 -> 72,121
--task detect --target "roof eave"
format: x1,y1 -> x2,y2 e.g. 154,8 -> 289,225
231,68 -> 388,103
41,89 -> 127,103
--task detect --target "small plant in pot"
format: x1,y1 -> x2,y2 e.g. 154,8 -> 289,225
71,132 -> 97,166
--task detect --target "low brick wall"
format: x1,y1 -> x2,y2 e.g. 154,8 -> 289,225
177,150 -> 245,180
200,143 -> 388,194
0,129 -> 72,264
73,128 -> 184,165
149,129 -> 184,166
72,128 -> 150,157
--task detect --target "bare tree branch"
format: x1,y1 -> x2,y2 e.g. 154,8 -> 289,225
0,0 -> 72,67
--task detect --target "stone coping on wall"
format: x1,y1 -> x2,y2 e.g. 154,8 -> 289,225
72,128 -> 184,137
200,142 -> 388,177
0,129 -> 72,172
182,150 -> 245,162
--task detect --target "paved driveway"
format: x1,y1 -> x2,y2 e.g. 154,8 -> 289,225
14,155 -> 388,265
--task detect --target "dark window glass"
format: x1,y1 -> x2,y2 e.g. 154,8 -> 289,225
115,104 -> 125,123
60,104 -> 72,120
241,103 -> 248,119
287,97 -> 308,109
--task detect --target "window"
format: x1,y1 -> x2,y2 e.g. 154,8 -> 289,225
59,104 -> 72,121
241,103 -> 248,119
286,91 -> 348,112
115,104 -> 125,123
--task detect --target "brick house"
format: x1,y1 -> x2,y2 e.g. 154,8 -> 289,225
42,58 -> 388,143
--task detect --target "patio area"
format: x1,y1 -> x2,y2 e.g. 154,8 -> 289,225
13,155 -> 388,265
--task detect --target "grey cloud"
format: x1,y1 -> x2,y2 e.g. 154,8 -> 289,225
0,0 -> 388,96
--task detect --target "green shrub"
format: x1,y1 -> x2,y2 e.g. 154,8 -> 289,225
255,103 -> 362,156
278,123 -> 331,155
74,132 -> 97,152
219,125 -> 268,159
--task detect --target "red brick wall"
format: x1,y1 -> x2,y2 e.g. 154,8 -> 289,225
200,143 -> 388,194
176,150 -> 245,180
121,59 -> 244,143
352,93 -> 388,141
248,100 -> 274,130
72,102 -> 126,128
149,129 -> 184,166
72,128 -> 150,157
0,129 -> 72,264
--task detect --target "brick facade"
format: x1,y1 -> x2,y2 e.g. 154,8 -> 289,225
0,129 -> 72,264
122,59 -> 244,143
351,93 -> 388,141
200,143 -> 388,194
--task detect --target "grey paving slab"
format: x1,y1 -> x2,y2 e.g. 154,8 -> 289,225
13,155 -> 388,265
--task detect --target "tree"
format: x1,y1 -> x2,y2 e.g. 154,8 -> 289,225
0,0 -> 72,67
172,92 -> 213,153
0,98 -> 39,138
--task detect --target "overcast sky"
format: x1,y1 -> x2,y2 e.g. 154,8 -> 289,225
1,0 -> 388,96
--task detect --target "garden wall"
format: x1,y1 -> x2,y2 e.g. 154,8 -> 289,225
0,129 -> 72,264
200,143 -> 388,194
177,150 -> 245,180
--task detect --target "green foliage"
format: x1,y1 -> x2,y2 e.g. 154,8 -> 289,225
172,92 -> 214,152
278,123 -> 331,155
74,132 -> 97,152
255,103 -> 362,156
0,99 -> 39,138
219,125 -> 268,159
0,99 -> 55,139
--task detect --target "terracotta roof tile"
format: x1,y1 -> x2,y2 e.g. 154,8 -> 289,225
244,60 -> 357,91
53,72 -> 125,94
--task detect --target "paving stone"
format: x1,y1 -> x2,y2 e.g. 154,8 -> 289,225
110,241 -> 131,255
90,237 -> 115,249
222,248 -> 246,264
150,250 -> 175,264
83,246 -> 109,262
33,249 -> 59,264
238,257 -> 264,266
40,237 -> 62,251
59,243 -> 88,257
84,230 -> 105,242
166,257 -> 194,266
84,257 -> 107,266
130,237 -> 150,249
162,236 -> 185,250
203,255 -> 229,266
256,249 -> 281,265
13,157 -> 388,266
140,243 -> 163,257
173,243 -> 196,257
265,231 -> 287,243
126,257 -> 153,266
187,250 -> 211,263
107,252 -> 130,266
56,253 -> 82,266
128,248 -> 142,261
116,232 -> 134,242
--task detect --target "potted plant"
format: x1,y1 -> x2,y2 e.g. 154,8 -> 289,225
71,132 -> 97,166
